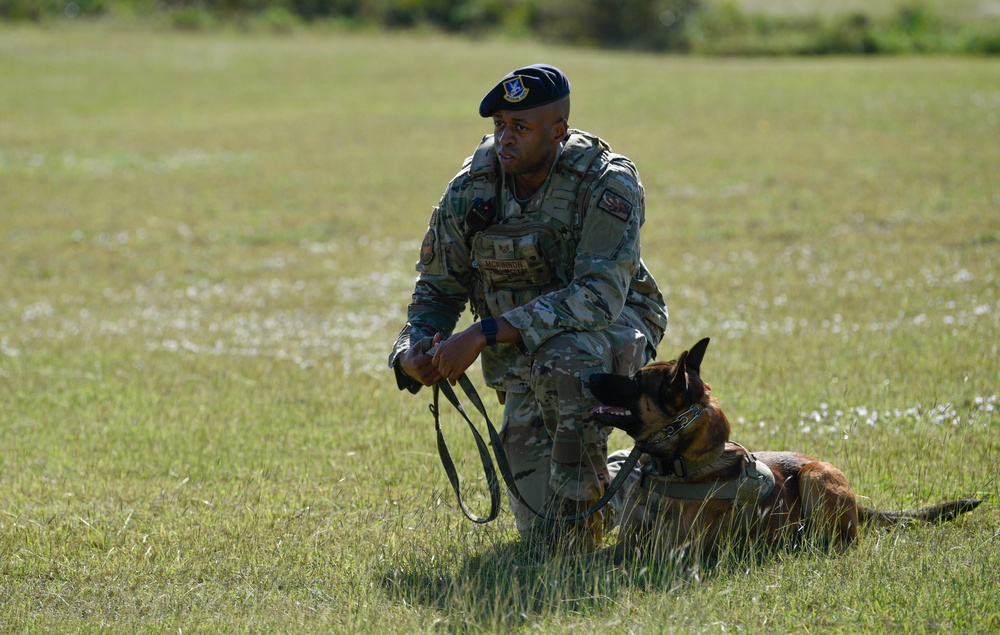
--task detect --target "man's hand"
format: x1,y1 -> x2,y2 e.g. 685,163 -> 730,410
432,326 -> 487,384
400,319 -> 520,386
398,333 -> 445,387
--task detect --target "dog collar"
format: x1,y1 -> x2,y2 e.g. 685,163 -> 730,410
638,403 -> 704,454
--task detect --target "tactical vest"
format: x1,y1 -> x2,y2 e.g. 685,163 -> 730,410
465,130 -> 612,318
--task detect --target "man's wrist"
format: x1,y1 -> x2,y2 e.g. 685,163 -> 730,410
392,356 -> 422,394
480,318 -> 498,346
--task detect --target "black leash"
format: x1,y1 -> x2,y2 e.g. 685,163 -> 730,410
430,377 -> 501,523
431,372 -> 642,524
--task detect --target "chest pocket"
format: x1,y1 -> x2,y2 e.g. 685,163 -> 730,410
471,221 -> 565,291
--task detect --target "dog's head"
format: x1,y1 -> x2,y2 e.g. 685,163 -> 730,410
589,338 -> 720,455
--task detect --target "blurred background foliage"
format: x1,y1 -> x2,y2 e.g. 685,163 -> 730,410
2,0 -> 999,54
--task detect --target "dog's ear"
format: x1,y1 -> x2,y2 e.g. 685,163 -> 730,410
686,338 -> 710,376
671,350 -> 689,395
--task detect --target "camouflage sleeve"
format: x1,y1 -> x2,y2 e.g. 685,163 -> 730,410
503,157 -> 643,353
387,165 -> 476,387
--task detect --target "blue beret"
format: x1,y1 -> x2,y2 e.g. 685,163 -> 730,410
479,64 -> 571,118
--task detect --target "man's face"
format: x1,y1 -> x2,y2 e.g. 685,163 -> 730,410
492,105 -> 566,177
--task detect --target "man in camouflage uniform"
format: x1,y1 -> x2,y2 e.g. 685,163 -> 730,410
389,64 -> 667,549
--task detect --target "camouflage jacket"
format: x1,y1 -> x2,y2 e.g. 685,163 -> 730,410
389,129 -> 668,393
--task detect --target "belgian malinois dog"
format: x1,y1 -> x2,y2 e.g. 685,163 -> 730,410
589,338 -> 984,561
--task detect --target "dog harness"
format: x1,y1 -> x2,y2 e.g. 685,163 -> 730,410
639,442 -> 776,507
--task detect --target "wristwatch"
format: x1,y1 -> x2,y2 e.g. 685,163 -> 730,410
480,318 -> 498,346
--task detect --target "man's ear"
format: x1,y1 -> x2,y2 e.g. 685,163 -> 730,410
552,118 -> 568,143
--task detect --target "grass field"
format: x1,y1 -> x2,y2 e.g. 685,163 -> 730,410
1,22 -> 999,633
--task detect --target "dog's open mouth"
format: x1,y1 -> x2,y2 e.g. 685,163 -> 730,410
587,372 -> 641,432
591,404 -> 635,428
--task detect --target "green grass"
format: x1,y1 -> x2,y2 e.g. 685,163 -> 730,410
1,23 -> 999,633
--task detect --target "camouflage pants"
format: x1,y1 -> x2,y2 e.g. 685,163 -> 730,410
500,327 -> 648,537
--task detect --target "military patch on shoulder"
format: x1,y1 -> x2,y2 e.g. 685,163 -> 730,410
420,230 -> 436,265
597,188 -> 633,221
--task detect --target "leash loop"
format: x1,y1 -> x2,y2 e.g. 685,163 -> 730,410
431,380 -> 502,524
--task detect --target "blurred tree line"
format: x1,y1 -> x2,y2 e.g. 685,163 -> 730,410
3,0 -> 999,54
0,0 -> 701,50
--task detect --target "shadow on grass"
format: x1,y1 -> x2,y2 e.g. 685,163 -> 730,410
377,533 -> 767,629
378,524 -> 860,630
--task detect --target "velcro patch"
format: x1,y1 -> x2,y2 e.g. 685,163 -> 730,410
495,238 -> 514,255
597,189 -> 632,221
480,258 -> 530,277
420,230 -> 436,265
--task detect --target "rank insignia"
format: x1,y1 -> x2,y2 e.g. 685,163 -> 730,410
503,76 -> 529,103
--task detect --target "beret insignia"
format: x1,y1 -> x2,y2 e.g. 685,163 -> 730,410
479,64 -> 571,117
503,76 -> 529,103
597,189 -> 632,221
420,230 -> 436,265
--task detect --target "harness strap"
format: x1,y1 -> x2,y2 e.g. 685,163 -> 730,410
640,444 -> 776,505
469,134 -> 497,212
431,372 -> 641,524
547,132 -> 609,229
651,445 -> 724,480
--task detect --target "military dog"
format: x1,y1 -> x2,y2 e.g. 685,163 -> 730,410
589,338 -> 984,561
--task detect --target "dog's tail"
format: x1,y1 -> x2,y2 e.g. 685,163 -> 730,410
858,497 -> 986,527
